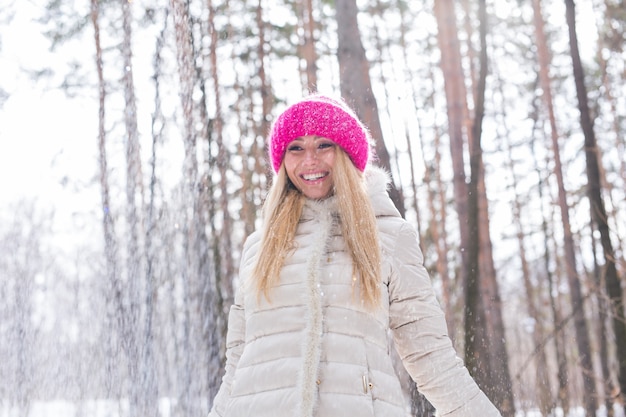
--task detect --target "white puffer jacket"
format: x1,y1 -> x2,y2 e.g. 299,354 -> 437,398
208,167 -> 501,417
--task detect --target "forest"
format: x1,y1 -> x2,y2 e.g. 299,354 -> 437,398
0,0 -> 624,416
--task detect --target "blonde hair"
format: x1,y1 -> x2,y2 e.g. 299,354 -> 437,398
253,149 -> 381,308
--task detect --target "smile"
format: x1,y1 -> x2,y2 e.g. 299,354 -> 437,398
301,172 -> 328,181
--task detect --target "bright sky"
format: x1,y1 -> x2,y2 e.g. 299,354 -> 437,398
0,1 -> 101,253
0,2 -> 97,208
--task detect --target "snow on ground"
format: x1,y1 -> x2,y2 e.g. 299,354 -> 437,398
1,401 -> 624,417
0,398 -> 179,417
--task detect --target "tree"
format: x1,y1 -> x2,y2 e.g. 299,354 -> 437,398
5,0 -> 626,414
335,0 -> 405,217
499,78 -> 554,415
433,0 -> 489,392
90,0 -> 122,402
530,0 -> 600,413
466,2 -> 514,413
120,1 -> 145,415
434,2 -> 514,414
299,0 -> 318,92
565,1 -> 626,414
432,0 -> 473,327
206,0 -> 233,402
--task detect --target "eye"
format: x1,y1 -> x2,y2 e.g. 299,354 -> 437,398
287,144 -> 303,152
318,142 -> 334,150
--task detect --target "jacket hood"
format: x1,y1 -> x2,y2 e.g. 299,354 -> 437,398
364,165 -> 401,218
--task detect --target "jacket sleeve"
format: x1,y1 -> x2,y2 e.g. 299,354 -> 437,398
207,292 -> 245,417
387,221 -> 501,417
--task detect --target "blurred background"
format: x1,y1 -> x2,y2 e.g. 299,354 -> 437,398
0,0 -> 624,416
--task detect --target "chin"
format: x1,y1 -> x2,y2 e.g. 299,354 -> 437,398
304,191 -> 333,200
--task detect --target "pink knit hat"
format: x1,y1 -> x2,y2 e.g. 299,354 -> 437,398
268,95 -> 371,172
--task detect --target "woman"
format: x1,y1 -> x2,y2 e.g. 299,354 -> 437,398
208,95 -> 502,417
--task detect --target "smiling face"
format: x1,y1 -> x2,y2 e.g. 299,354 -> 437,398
283,135 -> 337,200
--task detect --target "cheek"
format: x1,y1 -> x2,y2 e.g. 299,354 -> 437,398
323,152 -> 337,168
283,157 -> 298,182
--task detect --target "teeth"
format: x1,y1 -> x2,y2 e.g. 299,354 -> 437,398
303,172 -> 325,181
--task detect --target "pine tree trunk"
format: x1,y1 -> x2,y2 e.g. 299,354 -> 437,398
502,111 -> 554,415
403,2 -> 457,337
397,3 -> 425,239
532,1 -> 600,415
334,0 -> 405,217
589,215 -> 615,417
301,0 -> 318,92
527,84 -> 573,413
530,1 -> 582,412
565,1 -> 626,414
370,6 -> 406,210
469,3 -> 515,413
171,0 -> 200,414
536,1 -> 599,413
208,0 -> 234,305
91,0 -> 122,400
424,119 -> 456,339
537,132 -> 572,414
432,0 -> 470,274
256,0 -> 273,187
121,0 -> 144,414
433,0 -> 492,398
141,7 -> 170,417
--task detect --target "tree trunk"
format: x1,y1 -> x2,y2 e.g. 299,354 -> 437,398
334,0 -> 405,217
206,3 -> 236,403
539,2 -> 601,414
502,112 -> 554,416
397,2 -> 424,240
531,1 -> 585,412
565,1 -> 626,414
528,87 -> 571,413
410,29 -> 456,338
121,0 -> 144,414
468,3 -> 514,413
589,215 -> 615,417
208,0 -> 234,306
256,0 -> 273,188
433,0 -> 491,398
141,7 -> 170,417
171,0 -> 200,415
90,0 -> 121,400
432,0 -> 470,291
370,8 -> 406,216
425,121 -> 455,339
531,1 -> 600,415
301,0 -> 318,92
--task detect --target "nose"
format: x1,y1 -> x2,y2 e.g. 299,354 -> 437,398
303,147 -> 319,163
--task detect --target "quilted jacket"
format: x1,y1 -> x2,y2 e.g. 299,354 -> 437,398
208,167 -> 501,417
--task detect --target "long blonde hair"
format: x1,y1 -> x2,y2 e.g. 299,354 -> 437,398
253,149 -> 381,308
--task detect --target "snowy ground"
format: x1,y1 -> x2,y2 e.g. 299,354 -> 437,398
1,400 -> 624,417
0,398 -> 180,417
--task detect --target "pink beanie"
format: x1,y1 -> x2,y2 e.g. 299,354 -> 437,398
269,95 -> 370,172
